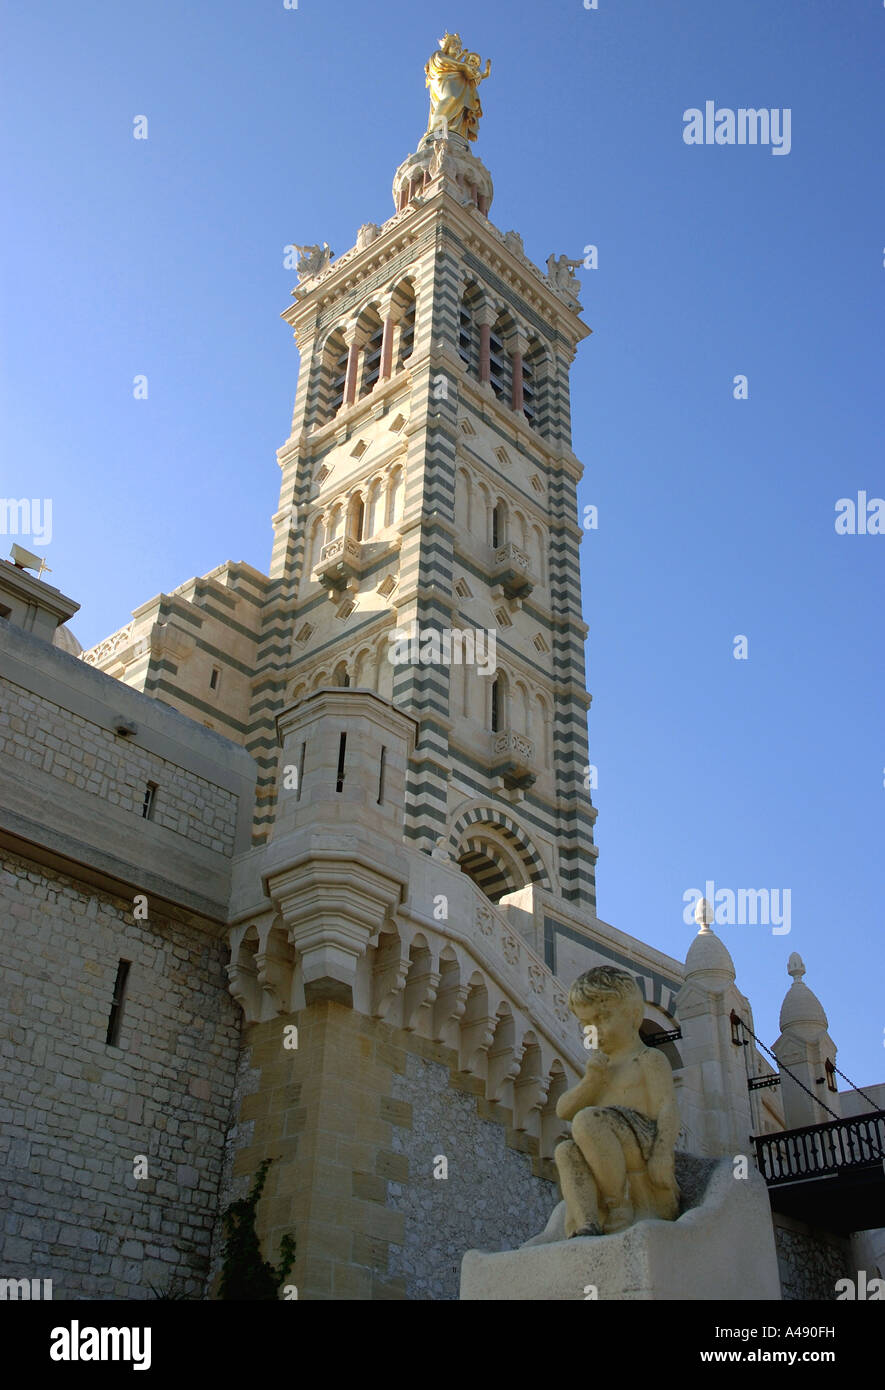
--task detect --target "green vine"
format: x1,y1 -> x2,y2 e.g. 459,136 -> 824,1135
218,1158 -> 296,1300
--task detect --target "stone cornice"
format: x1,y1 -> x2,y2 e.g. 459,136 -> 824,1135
281,182 -> 590,351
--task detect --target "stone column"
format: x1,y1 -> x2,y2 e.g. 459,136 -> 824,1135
378,294 -> 396,382
509,330 -> 529,413
343,326 -> 361,408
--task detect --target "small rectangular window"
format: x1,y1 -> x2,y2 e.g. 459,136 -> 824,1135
106,959 -> 131,1046
209,667 -> 220,691
142,782 -> 158,819
296,741 -> 306,802
335,732 -> 347,794
377,746 -> 386,805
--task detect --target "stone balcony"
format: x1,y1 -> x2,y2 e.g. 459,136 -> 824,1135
491,543 -> 536,600
313,536 -> 364,592
491,729 -> 536,791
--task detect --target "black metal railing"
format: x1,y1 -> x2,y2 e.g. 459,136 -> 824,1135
753,1110 -> 885,1187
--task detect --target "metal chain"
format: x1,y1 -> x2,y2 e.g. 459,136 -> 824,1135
831,1063 -> 881,1115
734,1014 -> 847,1124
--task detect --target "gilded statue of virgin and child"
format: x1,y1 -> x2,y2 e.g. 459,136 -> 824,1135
425,33 -> 491,143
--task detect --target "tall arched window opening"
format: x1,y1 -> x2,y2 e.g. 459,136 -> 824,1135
320,330 -> 349,423
359,309 -> 384,398
488,316 -> 513,404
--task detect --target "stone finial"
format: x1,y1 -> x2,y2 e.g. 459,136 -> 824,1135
684,913 -> 736,984
778,955 -> 828,1033
694,895 -> 714,929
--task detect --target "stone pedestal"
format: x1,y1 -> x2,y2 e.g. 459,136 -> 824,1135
460,1154 -> 782,1300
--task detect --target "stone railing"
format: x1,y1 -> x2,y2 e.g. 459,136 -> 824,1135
491,729 -> 536,790
81,622 -> 133,667
491,543 -> 535,599
314,536 -> 363,590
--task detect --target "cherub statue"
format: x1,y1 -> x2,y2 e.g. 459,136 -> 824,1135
425,32 -> 491,142
292,242 -> 333,281
554,967 -> 680,1237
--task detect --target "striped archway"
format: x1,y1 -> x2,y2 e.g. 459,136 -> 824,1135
447,803 -> 552,902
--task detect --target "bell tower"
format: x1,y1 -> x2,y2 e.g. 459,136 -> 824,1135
247,34 -> 598,917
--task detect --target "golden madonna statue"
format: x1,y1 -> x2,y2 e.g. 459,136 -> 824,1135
425,33 -> 491,142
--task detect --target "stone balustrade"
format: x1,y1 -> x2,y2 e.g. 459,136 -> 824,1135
491,728 -> 536,790
314,536 -> 364,591
81,621 -> 134,666
491,542 -> 535,599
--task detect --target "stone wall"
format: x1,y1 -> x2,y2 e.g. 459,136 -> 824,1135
0,673 -> 237,855
773,1213 -> 854,1300
218,1002 -> 560,1301
388,1051 -> 558,1300
0,848 -> 241,1298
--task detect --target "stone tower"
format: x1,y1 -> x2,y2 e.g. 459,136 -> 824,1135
77,40 -> 697,1300
213,47 -> 610,1300
254,128 -> 598,915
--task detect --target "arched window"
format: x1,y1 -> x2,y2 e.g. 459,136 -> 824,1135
319,329 -> 349,424
303,515 -> 324,590
397,297 -> 415,370
531,524 -> 546,585
352,647 -> 372,689
458,284 -> 482,377
491,498 -> 507,549
475,482 -> 491,542
522,339 -> 546,431
326,504 -> 344,543
488,315 -> 513,405
376,637 -> 393,700
514,680 -> 531,735
347,492 -> 365,541
386,465 -> 405,527
333,661 -> 350,688
364,478 -> 382,538
387,278 -> 417,377
491,672 -> 507,732
358,307 -> 384,398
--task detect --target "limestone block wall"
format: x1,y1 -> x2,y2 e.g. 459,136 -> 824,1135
81,561 -> 269,746
0,848 -> 241,1299
0,673 -> 237,855
210,1002 -> 559,1302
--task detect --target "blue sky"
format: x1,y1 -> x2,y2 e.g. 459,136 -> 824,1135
3,0 -> 883,1090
